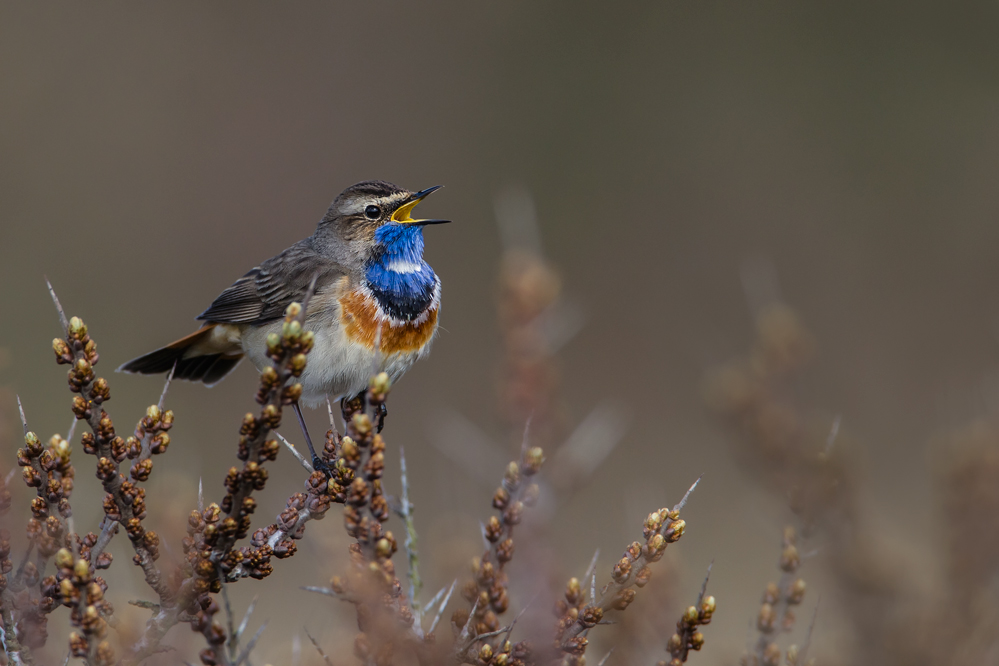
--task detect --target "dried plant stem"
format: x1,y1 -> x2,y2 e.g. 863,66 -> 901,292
16,397 -> 69,584
660,562 -> 716,665
231,622 -> 266,666
398,447 -> 422,625
746,526 -> 809,666
208,291 -> 317,568
553,477 -> 699,663
123,577 -> 197,665
1,599 -> 34,665
49,293 -> 172,605
88,520 -> 117,569
275,432 -> 314,473
225,503 -> 320,582
304,628 -> 334,666
456,440 -> 545,654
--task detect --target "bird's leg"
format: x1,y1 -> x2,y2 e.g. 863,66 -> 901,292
293,401 -> 329,476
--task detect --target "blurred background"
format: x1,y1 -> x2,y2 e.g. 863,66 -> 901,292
3,2 -> 999,664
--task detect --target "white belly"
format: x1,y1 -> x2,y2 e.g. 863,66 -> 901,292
239,315 -> 432,408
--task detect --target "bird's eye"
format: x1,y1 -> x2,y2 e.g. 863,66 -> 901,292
364,205 -> 382,220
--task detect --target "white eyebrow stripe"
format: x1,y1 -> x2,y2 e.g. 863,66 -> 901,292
386,260 -> 423,274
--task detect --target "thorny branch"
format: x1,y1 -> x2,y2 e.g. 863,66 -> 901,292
659,562 -> 716,665
552,477 -> 700,664
0,274 -> 729,666
449,431 -> 546,665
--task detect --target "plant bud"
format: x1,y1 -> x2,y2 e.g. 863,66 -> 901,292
779,545 -> 800,572
611,588 -> 635,610
53,338 -> 70,356
644,511 -> 663,536
762,642 -> 781,666
580,605 -> 603,627
22,467 -> 41,488
564,636 -> 588,656
69,631 -> 87,657
665,519 -> 685,542
565,577 -> 581,603
55,548 -> 73,569
352,413 -> 372,436
24,432 -> 43,455
289,354 -> 308,376
260,366 -> 278,386
701,595 -> 716,616
54,437 -> 71,459
504,461 -> 520,487
612,557 -> 632,583
788,578 -> 806,604
369,372 -> 391,395
69,316 -> 87,339
74,559 -> 90,580
492,487 -> 510,510
757,603 -> 776,632
340,437 -> 358,459
523,447 -> 544,475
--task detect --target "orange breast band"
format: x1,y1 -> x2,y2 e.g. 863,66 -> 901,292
339,288 -> 438,353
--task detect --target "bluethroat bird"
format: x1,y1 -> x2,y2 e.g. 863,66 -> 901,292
118,180 -> 449,465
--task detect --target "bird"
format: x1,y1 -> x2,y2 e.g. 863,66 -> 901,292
118,180 -> 449,462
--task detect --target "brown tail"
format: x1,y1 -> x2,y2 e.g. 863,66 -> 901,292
117,324 -> 243,387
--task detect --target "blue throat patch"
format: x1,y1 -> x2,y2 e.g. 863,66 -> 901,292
365,223 -> 437,321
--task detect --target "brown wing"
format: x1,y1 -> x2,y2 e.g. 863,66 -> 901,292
197,240 -> 344,324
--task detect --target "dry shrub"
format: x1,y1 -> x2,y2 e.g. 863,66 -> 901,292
706,301 -> 999,666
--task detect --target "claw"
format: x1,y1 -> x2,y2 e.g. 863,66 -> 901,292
376,403 -> 387,433
293,401 -> 331,477
311,455 -> 332,478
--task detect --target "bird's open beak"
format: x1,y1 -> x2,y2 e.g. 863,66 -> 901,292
391,185 -> 450,226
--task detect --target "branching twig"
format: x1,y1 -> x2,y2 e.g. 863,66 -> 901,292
427,580 -> 457,636
232,622 -> 266,666
275,432 -> 314,473
304,628 -> 334,666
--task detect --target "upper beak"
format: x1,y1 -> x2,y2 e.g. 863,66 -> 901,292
391,185 -> 450,225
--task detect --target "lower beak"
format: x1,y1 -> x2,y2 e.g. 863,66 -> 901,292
391,185 -> 450,224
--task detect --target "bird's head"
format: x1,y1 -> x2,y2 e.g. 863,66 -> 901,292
315,181 -> 449,270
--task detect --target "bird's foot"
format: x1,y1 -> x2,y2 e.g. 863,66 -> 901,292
375,403 -> 387,433
311,454 -> 333,479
